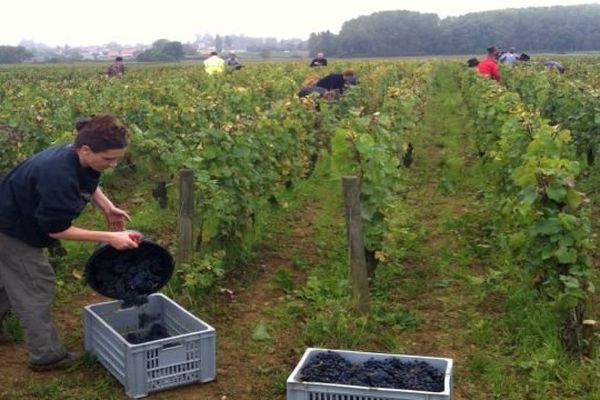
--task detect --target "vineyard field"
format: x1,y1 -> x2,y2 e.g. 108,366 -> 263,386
1,57 -> 600,399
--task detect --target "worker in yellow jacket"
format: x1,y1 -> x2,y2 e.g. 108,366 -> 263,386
204,51 -> 225,75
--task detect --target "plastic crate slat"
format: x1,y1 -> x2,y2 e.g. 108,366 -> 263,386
90,325 -> 126,356
89,316 -> 127,357
164,313 -> 190,334
147,359 -> 200,373
148,361 -> 199,379
91,337 -> 126,372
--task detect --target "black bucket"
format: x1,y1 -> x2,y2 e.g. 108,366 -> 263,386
85,234 -> 174,305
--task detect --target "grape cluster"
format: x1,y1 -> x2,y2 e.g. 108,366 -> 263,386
138,311 -> 160,327
89,244 -> 170,303
125,323 -> 169,344
299,351 -> 445,392
123,312 -> 170,344
121,294 -> 149,308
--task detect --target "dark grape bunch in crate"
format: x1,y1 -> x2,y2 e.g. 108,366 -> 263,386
300,351 -> 445,392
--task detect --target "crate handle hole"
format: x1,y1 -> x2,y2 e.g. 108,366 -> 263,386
162,342 -> 182,350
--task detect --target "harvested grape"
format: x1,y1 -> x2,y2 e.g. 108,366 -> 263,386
300,351 -> 445,392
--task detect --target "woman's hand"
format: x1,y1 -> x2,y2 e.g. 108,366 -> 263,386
104,205 -> 131,231
107,231 -> 139,250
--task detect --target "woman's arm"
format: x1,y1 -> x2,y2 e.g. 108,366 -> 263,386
49,226 -> 139,249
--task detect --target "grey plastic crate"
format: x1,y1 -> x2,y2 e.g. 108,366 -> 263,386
287,348 -> 453,400
84,293 -> 216,399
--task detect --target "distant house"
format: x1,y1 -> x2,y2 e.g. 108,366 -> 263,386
103,47 -> 141,60
119,48 -> 138,59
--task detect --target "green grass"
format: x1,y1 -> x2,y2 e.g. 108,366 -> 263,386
3,311 -> 24,342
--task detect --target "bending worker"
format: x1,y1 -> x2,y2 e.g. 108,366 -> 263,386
0,114 -> 139,371
298,69 -> 357,98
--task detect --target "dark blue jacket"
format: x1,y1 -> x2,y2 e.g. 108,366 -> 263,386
0,144 -> 100,247
316,74 -> 346,91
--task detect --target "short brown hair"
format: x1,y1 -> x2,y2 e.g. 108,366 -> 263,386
342,69 -> 355,78
74,114 -> 128,152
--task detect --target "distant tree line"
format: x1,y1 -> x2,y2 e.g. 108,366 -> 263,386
9,41 -> 95,63
0,46 -> 33,64
308,5 -> 600,57
136,39 -> 184,61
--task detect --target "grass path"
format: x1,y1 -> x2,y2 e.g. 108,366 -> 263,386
386,64 -> 493,399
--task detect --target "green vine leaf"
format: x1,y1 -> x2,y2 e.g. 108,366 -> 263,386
534,218 -> 561,235
252,322 -> 272,342
556,246 -> 577,264
546,185 -> 567,202
559,275 -> 580,289
520,186 -> 538,205
565,189 -> 583,209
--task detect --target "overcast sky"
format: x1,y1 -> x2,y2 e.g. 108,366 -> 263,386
1,0 -> 596,47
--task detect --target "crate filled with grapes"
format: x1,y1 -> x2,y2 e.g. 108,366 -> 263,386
287,348 -> 453,400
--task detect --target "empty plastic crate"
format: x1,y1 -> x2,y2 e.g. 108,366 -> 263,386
84,293 -> 216,399
287,348 -> 453,400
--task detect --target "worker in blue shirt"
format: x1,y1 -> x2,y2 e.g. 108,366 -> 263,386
499,47 -> 519,66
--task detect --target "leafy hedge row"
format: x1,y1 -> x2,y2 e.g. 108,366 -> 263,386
502,62 -> 600,165
460,66 -> 593,316
332,62 -> 432,266
0,61 -> 422,295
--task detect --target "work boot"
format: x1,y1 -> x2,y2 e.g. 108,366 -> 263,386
29,351 -> 81,372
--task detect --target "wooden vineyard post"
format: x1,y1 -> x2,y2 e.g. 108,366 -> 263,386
342,176 -> 370,315
178,168 -> 194,263
583,319 -> 597,358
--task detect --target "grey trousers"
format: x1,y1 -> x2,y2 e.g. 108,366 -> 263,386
0,232 -> 66,364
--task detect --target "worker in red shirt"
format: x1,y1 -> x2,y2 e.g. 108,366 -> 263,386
477,46 -> 501,81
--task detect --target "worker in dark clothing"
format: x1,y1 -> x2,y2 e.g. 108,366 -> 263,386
466,57 -> 479,68
309,52 -> 328,67
0,114 -> 139,371
298,70 -> 357,98
315,70 -> 357,92
518,53 -> 530,61
226,53 -> 243,71
107,56 -> 126,76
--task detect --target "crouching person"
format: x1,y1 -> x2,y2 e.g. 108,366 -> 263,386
297,69 -> 357,100
0,114 -> 140,370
